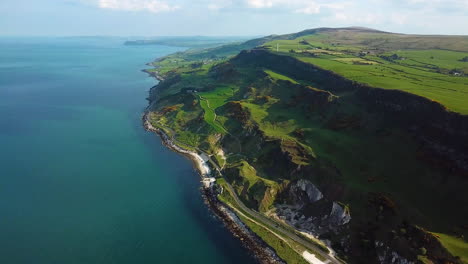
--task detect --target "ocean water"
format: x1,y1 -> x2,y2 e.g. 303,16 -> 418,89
0,37 -> 256,264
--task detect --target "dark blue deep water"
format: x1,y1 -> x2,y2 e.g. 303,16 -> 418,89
0,37 -> 256,264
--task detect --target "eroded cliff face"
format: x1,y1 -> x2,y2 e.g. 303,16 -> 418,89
272,180 -> 350,236
292,179 -> 324,203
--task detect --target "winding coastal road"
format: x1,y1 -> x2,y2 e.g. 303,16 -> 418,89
220,181 -> 340,264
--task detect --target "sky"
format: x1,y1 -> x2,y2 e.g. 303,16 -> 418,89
0,0 -> 467,36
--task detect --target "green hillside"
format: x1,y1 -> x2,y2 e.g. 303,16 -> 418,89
146,28 -> 468,264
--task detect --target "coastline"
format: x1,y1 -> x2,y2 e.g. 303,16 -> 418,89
143,114 -> 211,177
142,69 -> 165,81
142,113 -> 284,264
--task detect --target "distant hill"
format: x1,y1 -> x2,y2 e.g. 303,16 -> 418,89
260,27 -> 468,113
124,36 -> 253,48
152,27 -> 468,113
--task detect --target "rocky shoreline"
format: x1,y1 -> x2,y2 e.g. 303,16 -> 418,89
142,69 -> 165,81
142,113 -> 284,264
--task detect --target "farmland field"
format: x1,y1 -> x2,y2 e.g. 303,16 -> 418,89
264,33 -> 468,114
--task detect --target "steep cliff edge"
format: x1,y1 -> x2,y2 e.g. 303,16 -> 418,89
232,49 -> 468,178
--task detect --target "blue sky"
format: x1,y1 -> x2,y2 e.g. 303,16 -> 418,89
1,0 -> 467,36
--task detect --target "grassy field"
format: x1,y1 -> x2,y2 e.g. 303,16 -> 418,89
232,160 -> 277,187
241,101 -> 297,140
433,233 -> 468,263
264,69 -> 299,84
197,86 -> 236,133
263,32 -> 468,114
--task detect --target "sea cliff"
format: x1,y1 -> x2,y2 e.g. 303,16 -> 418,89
142,27 -> 468,264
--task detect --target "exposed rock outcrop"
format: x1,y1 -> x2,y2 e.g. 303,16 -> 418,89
290,179 -> 324,204
329,202 -> 351,226
273,180 -> 351,238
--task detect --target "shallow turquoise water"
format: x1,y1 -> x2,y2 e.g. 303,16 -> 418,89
0,37 -> 256,264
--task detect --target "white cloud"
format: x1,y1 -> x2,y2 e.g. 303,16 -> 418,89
420,0 -> 468,14
295,2 -> 346,14
74,0 -> 468,34
390,13 -> 408,25
98,0 -> 180,13
243,0 -> 347,13
332,12 -> 380,24
246,0 -> 274,8
207,0 -> 233,10
295,2 -> 321,14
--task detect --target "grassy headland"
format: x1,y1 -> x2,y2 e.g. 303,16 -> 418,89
145,27 -> 468,264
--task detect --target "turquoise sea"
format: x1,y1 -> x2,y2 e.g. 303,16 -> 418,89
0,37 -> 256,264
